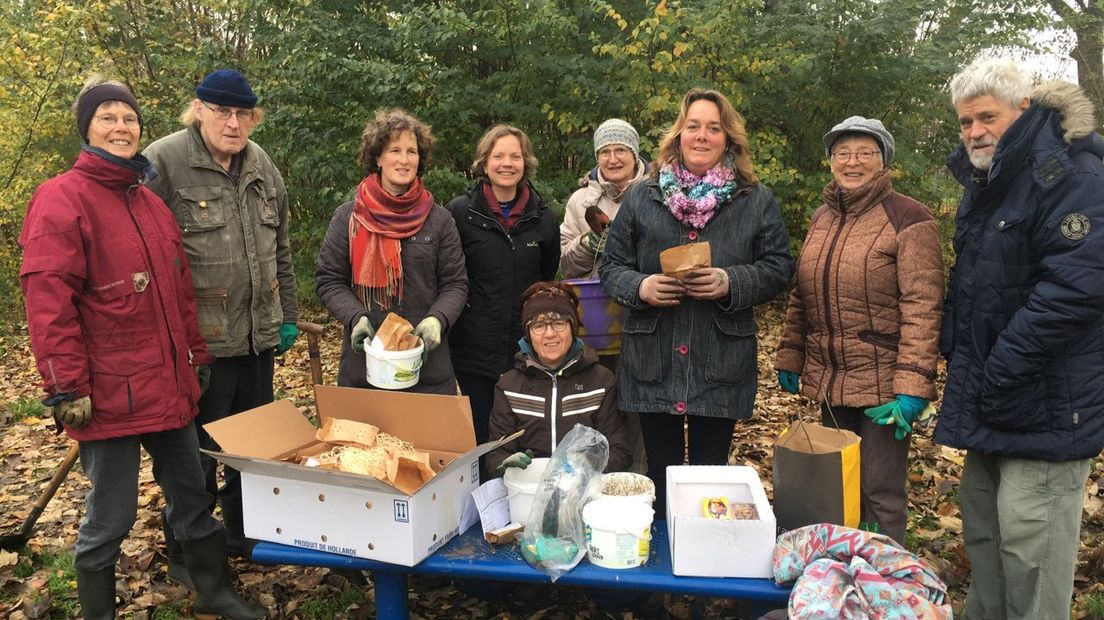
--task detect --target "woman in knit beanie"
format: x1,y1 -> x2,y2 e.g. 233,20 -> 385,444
484,281 -> 631,478
559,118 -> 647,280
20,76 -> 265,619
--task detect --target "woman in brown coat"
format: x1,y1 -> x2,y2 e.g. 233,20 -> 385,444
774,116 -> 943,544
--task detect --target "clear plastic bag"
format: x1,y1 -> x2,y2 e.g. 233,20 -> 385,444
519,424 -> 609,581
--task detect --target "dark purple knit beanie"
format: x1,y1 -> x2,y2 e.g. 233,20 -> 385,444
75,83 -> 143,143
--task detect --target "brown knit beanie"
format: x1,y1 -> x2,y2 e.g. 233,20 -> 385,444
520,281 -> 580,332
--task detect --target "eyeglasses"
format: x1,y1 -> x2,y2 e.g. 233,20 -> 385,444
597,146 -> 631,160
201,102 -> 255,123
94,114 -> 140,130
831,149 -> 880,164
528,319 -> 571,335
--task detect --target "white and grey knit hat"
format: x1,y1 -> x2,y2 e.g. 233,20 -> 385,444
593,118 -> 640,160
822,116 -> 895,166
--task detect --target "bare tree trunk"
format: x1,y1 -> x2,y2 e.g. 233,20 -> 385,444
1048,0 -> 1104,130
1072,20 -> 1104,129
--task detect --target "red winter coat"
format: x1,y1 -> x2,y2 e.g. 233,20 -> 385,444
19,148 -> 214,441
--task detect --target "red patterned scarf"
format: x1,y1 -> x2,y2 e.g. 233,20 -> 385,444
349,174 -> 434,309
481,182 -> 530,229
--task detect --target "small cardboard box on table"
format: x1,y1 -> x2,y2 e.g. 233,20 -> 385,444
203,385 -> 500,567
666,465 -> 776,578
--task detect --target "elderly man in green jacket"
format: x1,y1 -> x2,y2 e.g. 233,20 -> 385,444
144,69 -> 298,577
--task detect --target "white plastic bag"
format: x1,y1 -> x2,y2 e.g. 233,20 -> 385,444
519,424 -> 609,581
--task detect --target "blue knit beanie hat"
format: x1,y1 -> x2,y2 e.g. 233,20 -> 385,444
196,69 -> 257,108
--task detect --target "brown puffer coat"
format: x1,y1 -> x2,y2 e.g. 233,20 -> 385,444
775,171 -> 943,406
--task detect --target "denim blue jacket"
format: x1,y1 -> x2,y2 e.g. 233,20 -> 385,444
599,177 -> 794,419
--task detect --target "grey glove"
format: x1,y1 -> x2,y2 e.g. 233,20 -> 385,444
413,316 -> 442,363
351,315 -> 375,353
54,395 -> 92,429
497,449 -> 534,473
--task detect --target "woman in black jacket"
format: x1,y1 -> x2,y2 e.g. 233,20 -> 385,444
447,125 -> 560,443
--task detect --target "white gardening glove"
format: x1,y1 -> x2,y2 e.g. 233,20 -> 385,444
413,316 -> 442,363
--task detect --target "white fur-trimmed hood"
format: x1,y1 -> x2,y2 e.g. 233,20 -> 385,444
1033,80 -> 1097,143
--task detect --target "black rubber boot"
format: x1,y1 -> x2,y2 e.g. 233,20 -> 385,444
75,566 -> 117,620
163,517 -> 195,591
181,530 -> 266,619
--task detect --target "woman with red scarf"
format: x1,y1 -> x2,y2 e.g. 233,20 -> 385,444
316,109 -> 468,394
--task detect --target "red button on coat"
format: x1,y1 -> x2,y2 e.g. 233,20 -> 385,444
688,231 -> 698,241
678,344 -> 689,355
675,401 -> 687,413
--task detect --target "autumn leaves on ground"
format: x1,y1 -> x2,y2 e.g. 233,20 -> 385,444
2,304 -> 1103,619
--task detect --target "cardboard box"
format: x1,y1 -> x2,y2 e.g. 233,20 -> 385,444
666,466 -> 776,578
204,385 -> 503,566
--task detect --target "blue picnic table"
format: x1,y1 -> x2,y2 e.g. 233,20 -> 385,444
252,519 -> 792,618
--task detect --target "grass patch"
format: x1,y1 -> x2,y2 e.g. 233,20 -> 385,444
299,587 -> 366,619
153,604 -> 187,620
1083,591 -> 1104,620
30,549 -> 79,618
7,396 -> 46,422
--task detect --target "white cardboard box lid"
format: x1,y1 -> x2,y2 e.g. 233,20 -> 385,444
202,386 -> 521,496
314,384 -> 476,453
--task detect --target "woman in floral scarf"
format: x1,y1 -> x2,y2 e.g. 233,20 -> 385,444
316,109 -> 468,394
599,89 -> 794,514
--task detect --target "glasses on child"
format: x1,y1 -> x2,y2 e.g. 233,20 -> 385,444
831,149 -> 880,163
529,319 -> 571,335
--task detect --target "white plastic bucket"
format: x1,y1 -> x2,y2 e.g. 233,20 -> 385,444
364,340 -> 424,390
599,472 -> 656,506
583,497 -> 654,569
502,458 -> 550,524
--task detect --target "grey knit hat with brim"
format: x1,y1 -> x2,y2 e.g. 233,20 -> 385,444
823,116 -> 895,167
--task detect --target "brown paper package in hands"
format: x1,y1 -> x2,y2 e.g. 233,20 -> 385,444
659,241 -> 712,277
376,312 -> 417,351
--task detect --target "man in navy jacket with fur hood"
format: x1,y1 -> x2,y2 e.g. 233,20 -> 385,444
936,57 -> 1104,619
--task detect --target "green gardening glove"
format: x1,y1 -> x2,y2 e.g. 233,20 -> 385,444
351,315 -> 375,353
864,395 -> 928,440
54,395 -> 92,429
497,449 -> 534,474
276,322 -> 299,354
777,370 -> 801,394
863,400 -> 897,426
413,316 -> 442,364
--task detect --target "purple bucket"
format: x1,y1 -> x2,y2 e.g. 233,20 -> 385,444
565,278 -> 628,356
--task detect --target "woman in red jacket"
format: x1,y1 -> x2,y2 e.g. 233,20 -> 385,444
19,77 -> 264,620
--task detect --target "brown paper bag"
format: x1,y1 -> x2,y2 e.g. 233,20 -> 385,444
392,452 -> 436,494
772,420 -> 861,530
377,312 -> 416,351
660,242 -> 711,277
315,417 -> 379,447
